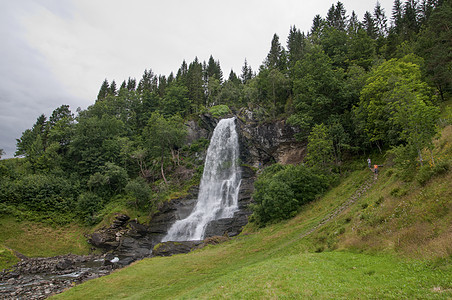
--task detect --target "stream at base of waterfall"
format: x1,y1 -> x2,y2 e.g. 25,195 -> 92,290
163,117 -> 241,241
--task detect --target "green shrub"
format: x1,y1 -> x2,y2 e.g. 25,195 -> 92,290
251,164 -> 329,226
76,192 -> 103,225
125,177 -> 151,208
2,174 -> 76,213
416,161 -> 450,185
209,105 -> 231,118
87,162 -> 129,198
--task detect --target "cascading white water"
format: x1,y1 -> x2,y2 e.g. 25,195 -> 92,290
163,117 -> 241,241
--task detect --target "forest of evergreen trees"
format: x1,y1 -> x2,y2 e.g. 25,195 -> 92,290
1,0 -> 450,226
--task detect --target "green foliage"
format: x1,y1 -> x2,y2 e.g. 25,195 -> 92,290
76,192 -> 103,225
251,164 -> 329,226
125,177 -> 151,208
208,105 -> 231,118
0,174 -> 77,224
2,0 -> 449,230
305,123 -> 334,170
355,55 -> 437,149
288,45 -> 345,133
416,161 -> 450,186
87,162 -> 129,198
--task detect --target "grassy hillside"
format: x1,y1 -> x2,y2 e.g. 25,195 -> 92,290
0,217 -> 91,259
52,124 -> 452,299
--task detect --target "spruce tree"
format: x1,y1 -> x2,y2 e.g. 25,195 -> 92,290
374,2 -> 388,37
265,34 -> 287,72
97,79 -> 109,101
241,59 -> 253,84
392,0 -> 404,33
109,80 -> 117,96
363,11 -> 377,39
311,15 -> 324,34
287,26 -> 306,68
127,77 -> 136,91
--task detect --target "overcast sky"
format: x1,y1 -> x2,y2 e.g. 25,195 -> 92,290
0,0 -> 394,159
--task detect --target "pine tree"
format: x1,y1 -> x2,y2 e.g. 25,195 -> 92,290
205,55 -> 223,83
126,77 -> 136,91
97,79 -> 109,101
326,2 -> 347,31
402,0 -> 420,38
187,57 -> 204,109
228,70 -> 241,85
158,75 -> 167,98
392,0 -> 404,33
241,59 -> 253,84
374,2 -> 388,37
109,80 -> 117,96
287,26 -> 306,68
176,60 -> 188,85
137,69 -> 157,94
120,80 -> 127,91
265,33 -> 287,72
311,15 -> 324,34
347,11 -> 361,34
334,1 -> 347,31
363,11 -> 377,39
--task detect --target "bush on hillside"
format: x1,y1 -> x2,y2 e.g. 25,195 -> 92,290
416,160 -> 450,185
250,164 -> 330,226
0,174 -> 77,213
209,105 -> 231,118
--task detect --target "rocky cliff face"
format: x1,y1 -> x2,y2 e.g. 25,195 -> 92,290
236,109 -> 306,168
89,111 -> 305,257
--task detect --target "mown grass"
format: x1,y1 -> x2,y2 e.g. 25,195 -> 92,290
0,217 -> 91,260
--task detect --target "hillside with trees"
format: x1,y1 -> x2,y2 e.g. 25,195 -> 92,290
1,0 -> 451,258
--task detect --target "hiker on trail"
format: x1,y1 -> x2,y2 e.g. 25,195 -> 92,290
367,158 -> 371,169
374,164 -> 379,174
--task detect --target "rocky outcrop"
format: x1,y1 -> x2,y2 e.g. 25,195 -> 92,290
152,236 -> 230,257
237,109 -> 306,168
152,241 -> 203,257
146,186 -> 199,241
204,210 -> 250,238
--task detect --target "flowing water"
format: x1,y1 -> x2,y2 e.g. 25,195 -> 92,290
163,117 -> 241,241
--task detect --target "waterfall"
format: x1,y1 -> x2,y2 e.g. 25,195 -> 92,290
163,117 -> 241,241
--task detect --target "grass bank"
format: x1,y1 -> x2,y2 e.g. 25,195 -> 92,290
0,217 -> 91,261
